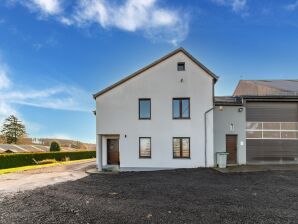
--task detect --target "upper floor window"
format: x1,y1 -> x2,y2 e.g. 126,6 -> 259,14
177,62 -> 185,71
139,99 -> 151,119
173,98 -> 190,119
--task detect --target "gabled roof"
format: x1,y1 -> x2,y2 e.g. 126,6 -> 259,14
93,47 -> 219,99
233,80 -> 298,97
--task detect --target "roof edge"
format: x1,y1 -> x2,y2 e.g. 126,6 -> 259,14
93,47 -> 219,99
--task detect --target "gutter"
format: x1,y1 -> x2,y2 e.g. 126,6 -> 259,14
204,107 -> 214,167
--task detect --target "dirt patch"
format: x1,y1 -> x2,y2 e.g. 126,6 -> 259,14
1,168 -> 298,223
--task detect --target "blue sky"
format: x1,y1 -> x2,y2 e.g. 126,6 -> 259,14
0,0 -> 298,143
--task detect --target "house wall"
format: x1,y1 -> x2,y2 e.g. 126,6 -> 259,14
214,106 -> 246,165
96,52 -> 214,169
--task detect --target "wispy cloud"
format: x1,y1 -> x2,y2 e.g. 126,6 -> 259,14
284,0 -> 298,11
211,0 -> 247,13
0,64 -> 11,89
10,0 -> 63,16
0,64 -> 17,123
49,133 -> 74,140
8,0 -> 189,45
0,59 -> 93,124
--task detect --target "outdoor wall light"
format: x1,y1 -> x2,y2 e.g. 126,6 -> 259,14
219,106 -> 224,111
238,108 -> 243,112
125,134 -> 127,138
180,78 -> 184,83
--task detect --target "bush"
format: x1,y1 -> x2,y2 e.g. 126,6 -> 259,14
50,141 -> 61,152
0,151 -> 96,169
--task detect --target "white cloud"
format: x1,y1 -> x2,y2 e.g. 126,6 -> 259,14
48,133 -> 73,140
0,101 -> 17,124
7,0 -> 62,15
211,0 -> 247,13
0,66 -> 11,89
66,0 -> 188,45
0,65 -> 17,124
0,60 -> 93,125
8,0 -> 189,45
31,0 -> 62,15
59,16 -> 73,25
5,86 -> 93,112
285,1 -> 298,11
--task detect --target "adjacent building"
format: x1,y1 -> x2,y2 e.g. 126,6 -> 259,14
94,48 -> 298,171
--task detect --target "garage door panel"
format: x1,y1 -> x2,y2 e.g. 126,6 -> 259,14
247,139 -> 298,163
246,102 -> 298,122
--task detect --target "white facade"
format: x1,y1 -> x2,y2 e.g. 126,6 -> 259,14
95,49 -> 216,170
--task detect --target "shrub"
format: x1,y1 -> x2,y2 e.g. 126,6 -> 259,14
0,151 -> 96,169
50,141 -> 61,152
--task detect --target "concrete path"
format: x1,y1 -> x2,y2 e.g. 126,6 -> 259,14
214,164 -> 298,173
0,159 -> 96,198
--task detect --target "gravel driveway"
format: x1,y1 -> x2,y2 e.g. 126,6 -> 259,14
0,168 -> 298,224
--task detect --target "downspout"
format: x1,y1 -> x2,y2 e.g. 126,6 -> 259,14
204,107 -> 214,167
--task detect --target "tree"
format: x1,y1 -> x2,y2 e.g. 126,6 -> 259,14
1,115 -> 26,144
50,141 -> 61,152
0,135 -> 5,144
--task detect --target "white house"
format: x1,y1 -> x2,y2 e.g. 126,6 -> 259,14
93,48 -> 218,171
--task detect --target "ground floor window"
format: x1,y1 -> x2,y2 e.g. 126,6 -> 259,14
139,137 -> 151,158
173,137 -> 190,158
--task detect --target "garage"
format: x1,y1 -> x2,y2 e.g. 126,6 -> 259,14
246,101 -> 298,164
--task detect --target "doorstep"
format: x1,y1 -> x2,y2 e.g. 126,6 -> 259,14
86,165 -> 120,174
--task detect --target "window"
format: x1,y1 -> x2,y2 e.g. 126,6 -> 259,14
173,137 -> 190,158
139,99 -> 151,119
139,137 -> 151,158
246,131 -> 262,139
246,122 -> 298,139
173,98 -> 190,119
177,62 -> 185,71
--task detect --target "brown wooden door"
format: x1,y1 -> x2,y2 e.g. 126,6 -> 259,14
226,135 -> 237,164
107,139 -> 119,165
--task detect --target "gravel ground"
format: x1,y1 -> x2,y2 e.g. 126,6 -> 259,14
0,168 -> 298,224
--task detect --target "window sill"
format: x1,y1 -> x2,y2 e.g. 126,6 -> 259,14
173,118 -> 191,120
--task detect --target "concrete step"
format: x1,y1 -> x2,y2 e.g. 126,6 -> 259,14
103,165 -> 120,172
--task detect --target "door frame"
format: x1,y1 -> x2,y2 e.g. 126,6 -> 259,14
226,134 -> 238,165
107,138 -> 120,165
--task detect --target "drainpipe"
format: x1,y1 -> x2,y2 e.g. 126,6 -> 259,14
96,134 -> 102,171
204,107 -> 214,167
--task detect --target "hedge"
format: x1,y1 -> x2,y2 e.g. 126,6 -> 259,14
0,151 -> 96,169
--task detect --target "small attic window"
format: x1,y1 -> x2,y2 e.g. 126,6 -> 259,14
177,62 -> 185,71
